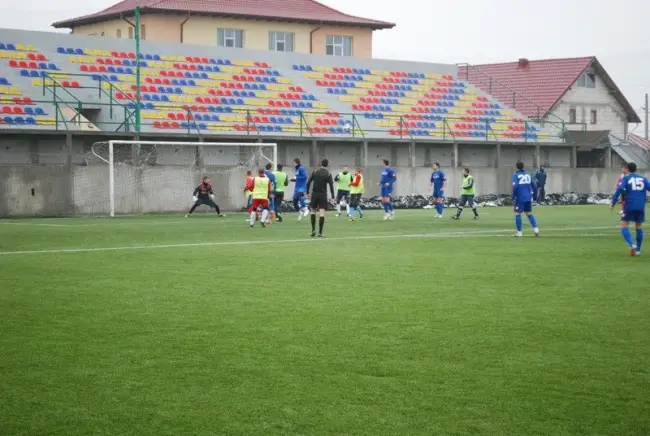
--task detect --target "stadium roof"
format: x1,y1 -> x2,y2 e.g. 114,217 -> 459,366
52,0 -> 395,30
459,57 -> 641,124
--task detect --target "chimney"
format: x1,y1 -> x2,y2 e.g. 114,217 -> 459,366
518,58 -> 529,69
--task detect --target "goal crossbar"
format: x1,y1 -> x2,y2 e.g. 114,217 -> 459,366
97,140 -> 277,217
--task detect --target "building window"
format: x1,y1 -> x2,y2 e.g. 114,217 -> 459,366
128,26 -> 133,39
569,108 -> 577,124
326,35 -> 352,56
577,72 -> 596,88
116,29 -> 122,38
269,31 -> 294,52
590,109 -> 597,125
140,24 -> 146,40
218,28 -> 244,48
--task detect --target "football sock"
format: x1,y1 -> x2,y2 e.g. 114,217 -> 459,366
515,215 -> 523,232
214,204 -> 221,214
346,204 -> 352,216
336,203 -> 341,214
261,209 -> 269,223
388,202 -> 393,212
357,206 -> 363,217
437,203 -> 444,215
473,208 -> 479,217
383,203 -> 389,213
636,229 -> 644,251
527,214 -> 537,228
299,197 -> 306,209
319,216 -> 325,234
249,211 -> 256,226
456,207 -> 463,218
310,213 -> 316,231
621,227 -> 634,247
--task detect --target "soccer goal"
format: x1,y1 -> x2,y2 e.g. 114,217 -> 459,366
84,140 -> 277,217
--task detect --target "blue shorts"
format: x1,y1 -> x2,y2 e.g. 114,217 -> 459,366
269,197 -> 275,210
293,189 -> 306,200
380,185 -> 393,198
514,201 -> 532,213
622,210 -> 645,224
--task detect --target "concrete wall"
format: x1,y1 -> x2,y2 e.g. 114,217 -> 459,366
70,13 -> 373,57
1,134 -> 643,217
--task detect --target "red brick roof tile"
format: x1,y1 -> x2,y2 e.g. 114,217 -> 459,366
53,0 -> 395,29
628,134 -> 650,150
459,57 -> 594,120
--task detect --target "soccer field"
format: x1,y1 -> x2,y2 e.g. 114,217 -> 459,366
1,206 -> 649,436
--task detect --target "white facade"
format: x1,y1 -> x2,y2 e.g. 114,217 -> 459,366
548,68 -> 628,137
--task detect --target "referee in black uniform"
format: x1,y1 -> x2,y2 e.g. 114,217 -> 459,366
307,158 -> 335,237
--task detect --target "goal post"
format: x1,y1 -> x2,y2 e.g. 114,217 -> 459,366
85,140 -> 277,217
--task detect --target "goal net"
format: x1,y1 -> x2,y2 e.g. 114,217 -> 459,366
83,140 -> 277,216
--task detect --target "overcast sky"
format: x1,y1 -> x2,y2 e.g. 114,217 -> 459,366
2,0 -> 649,132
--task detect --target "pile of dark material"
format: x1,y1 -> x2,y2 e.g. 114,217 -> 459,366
270,193 -> 613,212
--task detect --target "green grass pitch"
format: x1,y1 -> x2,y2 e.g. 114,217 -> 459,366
1,206 -> 649,436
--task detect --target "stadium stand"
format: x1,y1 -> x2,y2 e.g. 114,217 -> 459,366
0,28 -> 558,142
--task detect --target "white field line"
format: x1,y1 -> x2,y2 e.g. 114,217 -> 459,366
0,226 -> 615,256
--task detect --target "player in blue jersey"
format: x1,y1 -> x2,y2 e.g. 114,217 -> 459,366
264,163 -> 277,222
429,162 -> 446,218
290,158 -> 310,221
611,162 -> 650,257
379,159 -> 396,220
512,162 -> 540,237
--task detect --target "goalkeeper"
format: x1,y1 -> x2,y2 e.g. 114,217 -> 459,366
186,176 -> 225,217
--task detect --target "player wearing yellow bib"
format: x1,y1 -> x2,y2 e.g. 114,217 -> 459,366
453,167 -> 479,220
272,164 -> 288,223
334,166 -> 353,217
348,167 -> 364,221
246,168 -> 272,228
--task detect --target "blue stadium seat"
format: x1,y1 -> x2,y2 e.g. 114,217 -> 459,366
56,47 -> 65,54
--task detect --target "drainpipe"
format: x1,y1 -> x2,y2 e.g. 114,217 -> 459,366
180,13 -> 191,43
309,23 -> 323,54
122,15 -> 135,33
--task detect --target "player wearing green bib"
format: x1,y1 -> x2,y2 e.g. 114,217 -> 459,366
272,164 -> 289,223
453,168 -> 479,220
348,167 -> 365,220
334,166 -> 353,217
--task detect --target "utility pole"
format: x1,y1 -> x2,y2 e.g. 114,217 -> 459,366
135,7 -> 141,134
643,93 -> 649,139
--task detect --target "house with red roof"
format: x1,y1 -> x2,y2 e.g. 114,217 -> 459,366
52,0 -> 394,58
460,57 -> 640,139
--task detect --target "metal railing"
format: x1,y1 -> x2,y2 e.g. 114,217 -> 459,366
10,99 -> 560,144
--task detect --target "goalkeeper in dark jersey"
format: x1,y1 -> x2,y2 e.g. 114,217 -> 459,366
185,176 -> 226,217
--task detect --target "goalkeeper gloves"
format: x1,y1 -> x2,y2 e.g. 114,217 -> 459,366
209,194 -> 215,200
192,196 -> 198,202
